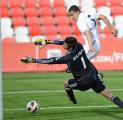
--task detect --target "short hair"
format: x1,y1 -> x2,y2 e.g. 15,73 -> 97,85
64,36 -> 77,49
68,5 -> 81,12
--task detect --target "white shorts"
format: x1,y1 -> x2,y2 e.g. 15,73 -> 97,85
83,39 -> 101,60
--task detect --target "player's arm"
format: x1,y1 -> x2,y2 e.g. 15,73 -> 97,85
20,53 -> 72,64
34,38 -> 64,46
98,14 -> 117,37
84,30 -> 95,52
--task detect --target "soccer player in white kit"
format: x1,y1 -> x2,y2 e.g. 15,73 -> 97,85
33,5 -> 117,75
68,5 -> 117,60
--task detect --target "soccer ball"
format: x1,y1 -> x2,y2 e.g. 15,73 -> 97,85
26,101 -> 39,113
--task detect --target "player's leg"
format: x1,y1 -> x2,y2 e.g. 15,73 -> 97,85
92,75 -> 123,109
64,77 -> 92,104
64,79 -> 77,104
100,88 -> 123,108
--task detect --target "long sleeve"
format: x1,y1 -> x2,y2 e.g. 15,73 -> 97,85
36,52 -> 72,64
54,40 -> 64,45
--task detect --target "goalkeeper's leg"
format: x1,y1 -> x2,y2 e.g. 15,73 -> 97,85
100,88 -> 123,108
64,80 -> 77,104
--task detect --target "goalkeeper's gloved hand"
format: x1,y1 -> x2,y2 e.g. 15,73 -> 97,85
34,38 -> 51,46
20,57 -> 36,63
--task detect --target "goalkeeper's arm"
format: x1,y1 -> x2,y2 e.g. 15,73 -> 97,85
20,57 -> 59,64
44,39 -> 64,45
34,39 -> 64,46
53,40 -> 64,45
21,53 -> 71,64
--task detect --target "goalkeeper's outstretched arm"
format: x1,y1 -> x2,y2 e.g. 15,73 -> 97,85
20,53 -> 72,64
53,40 -> 64,45
34,39 -> 64,46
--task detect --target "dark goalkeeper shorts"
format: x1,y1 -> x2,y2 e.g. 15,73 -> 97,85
67,69 -> 106,94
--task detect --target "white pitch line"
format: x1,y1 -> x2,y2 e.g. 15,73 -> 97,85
5,79 -> 64,82
5,77 -> 123,82
3,88 -> 123,94
4,105 -> 117,111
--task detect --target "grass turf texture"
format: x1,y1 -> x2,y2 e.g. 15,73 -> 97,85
3,71 -> 123,120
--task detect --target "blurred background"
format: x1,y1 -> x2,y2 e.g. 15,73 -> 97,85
1,0 -> 123,72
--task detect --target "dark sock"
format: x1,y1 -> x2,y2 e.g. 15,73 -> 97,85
111,96 -> 123,109
64,86 -> 77,104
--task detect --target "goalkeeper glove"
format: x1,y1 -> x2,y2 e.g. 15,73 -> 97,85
34,38 -> 51,46
20,57 -> 36,63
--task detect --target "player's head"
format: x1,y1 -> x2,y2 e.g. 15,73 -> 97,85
68,5 -> 81,22
63,36 -> 77,50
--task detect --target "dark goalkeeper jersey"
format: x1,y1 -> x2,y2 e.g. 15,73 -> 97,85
36,43 -> 97,79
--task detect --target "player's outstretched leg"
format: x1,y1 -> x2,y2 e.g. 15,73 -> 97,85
64,80 -> 77,104
100,88 -> 123,108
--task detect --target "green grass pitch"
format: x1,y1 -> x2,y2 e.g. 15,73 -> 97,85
3,71 -> 123,120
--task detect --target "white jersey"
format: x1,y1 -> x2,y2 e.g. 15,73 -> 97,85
77,12 -> 101,59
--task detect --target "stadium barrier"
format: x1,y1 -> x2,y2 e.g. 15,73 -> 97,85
2,40 -> 123,72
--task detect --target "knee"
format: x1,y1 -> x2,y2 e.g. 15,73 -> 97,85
64,80 -> 71,90
64,80 -> 68,86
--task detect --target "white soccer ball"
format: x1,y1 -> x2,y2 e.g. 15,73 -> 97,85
26,101 -> 39,113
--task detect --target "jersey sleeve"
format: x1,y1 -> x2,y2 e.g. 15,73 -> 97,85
35,53 -> 72,64
54,40 -> 64,45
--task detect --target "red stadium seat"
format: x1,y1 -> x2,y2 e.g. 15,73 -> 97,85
54,7 -> 67,16
95,0 -> 110,7
105,35 -> 117,41
12,17 -> 26,27
1,0 -> 8,8
55,16 -> 70,26
109,0 -> 123,6
41,17 -> 55,26
23,0 -> 37,8
58,25 -> 72,35
25,7 -> 39,17
53,0 -> 65,7
1,8 -> 10,17
45,26 -> 58,35
45,35 -> 60,40
11,8 -> 24,17
72,24 -> 82,36
111,6 -> 123,16
29,26 -> 43,36
27,17 -> 41,26
38,0 -> 51,8
75,35 -> 84,44
40,7 -> 53,17
9,0 -> 23,8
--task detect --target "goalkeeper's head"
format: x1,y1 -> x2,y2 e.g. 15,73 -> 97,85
63,36 -> 77,50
